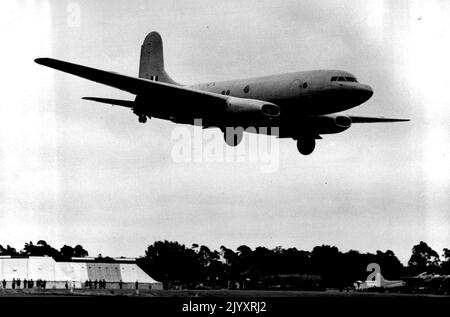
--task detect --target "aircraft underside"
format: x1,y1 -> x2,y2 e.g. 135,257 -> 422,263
134,106 -> 351,155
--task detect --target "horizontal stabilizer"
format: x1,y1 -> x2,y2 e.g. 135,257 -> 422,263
349,116 -> 410,123
82,97 -> 134,108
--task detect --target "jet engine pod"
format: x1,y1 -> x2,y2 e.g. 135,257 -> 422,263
310,114 -> 352,134
334,114 -> 352,128
261,103 -> 281,117
225,97 -> 280,118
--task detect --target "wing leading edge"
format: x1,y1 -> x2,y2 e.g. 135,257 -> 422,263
349,116 -> 410,123
82,97 -> 135,108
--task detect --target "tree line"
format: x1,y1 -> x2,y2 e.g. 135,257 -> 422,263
136,241 -> 450,289
1,240 -> 448,289
0,240 -> 88,261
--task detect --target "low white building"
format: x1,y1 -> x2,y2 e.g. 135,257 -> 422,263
0,256 -> 162,289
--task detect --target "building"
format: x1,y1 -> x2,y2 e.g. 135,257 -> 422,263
0,255 -> 162,290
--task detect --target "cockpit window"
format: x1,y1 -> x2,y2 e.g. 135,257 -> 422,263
331,76 -> 358,82
330,76 -> 358,83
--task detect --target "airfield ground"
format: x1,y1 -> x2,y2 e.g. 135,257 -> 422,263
0,288 -> 448,297
1,289 -> 447,315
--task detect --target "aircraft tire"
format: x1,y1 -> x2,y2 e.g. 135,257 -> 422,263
297,138 -> 315,155
138,115 -> 147,123
224,129 -> 243,147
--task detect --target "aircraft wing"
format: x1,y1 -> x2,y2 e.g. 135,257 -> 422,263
34,58 -> 227,116
82,97 -> 135,108
349,116 -> 410,123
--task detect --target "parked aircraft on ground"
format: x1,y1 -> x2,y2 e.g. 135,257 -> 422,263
354,272 -> 406,292
402,272 -> 450,294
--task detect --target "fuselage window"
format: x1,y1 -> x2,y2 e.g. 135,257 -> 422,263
226,90 -> 230,95
221,90 -> 225,95
303,82 -> 308,88
243,85 -> 250,93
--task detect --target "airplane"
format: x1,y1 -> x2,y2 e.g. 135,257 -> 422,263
35,31 -> 409,155
402,272 -> 450,294
354,272 -> 406,292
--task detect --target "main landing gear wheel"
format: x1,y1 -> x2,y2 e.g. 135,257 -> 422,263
224,129 -> 244,147
297,138 -> 315,155
138,115 -> 147,123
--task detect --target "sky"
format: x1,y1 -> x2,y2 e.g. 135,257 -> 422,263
0,0 -> 448,265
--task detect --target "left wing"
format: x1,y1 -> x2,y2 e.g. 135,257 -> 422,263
82,97 -> 134,108
349,116 -> 410,123
35,57 -> 228,117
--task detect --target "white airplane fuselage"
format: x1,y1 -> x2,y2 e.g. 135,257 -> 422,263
188,70 -> 373,136
192,70 -> 373,116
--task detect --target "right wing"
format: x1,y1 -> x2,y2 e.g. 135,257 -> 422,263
349,116 -> 410,123
35,58 -> 227,117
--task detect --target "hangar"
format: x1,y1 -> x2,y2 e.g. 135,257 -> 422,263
0,255 -> 162,289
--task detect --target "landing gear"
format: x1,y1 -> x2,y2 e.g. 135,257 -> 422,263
138,115 -> 147,123
296,138 -> 315,155
224,128 -> 244,147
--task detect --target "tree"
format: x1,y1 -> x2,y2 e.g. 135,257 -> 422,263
0,245 -> 19,256
37,240 -> 48,247
441,248 -> 450,274
373,250 -> 404,279
408,241 -> 440,274
220,246 -> 240,281
340,250 -> 366,283
73,245 -> 89,257
194,245 -> 225,287
21,240 -> 59,258
310,245 -> 343,288
141,240 -> 202,288
235,245 -> 253,277
59,245 -> 75,260
278,247 -> 311,274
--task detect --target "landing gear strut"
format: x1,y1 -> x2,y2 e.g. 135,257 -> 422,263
138,115 -> 147,123
296,138 -> 315,155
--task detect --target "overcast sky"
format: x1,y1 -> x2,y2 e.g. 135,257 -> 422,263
0,0 -> 448,265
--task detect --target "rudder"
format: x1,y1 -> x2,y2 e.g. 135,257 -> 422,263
139,31 -> 178,85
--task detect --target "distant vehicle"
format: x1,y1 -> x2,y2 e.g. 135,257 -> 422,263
35,31 -> 409,155
354,272 -> 405,292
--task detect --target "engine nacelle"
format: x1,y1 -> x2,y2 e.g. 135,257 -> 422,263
311,114 -> 352,134
225,97 -> 280,118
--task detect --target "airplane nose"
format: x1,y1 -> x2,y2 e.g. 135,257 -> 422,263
359,84 -> 373,101
321,83 -> 374,111
350,84 -> 373,105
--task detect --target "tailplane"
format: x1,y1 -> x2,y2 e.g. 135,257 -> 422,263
139,31 -> 179,85
376,273 -> 406,289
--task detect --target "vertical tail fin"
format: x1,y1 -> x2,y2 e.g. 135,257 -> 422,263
139,31 -> 179,85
